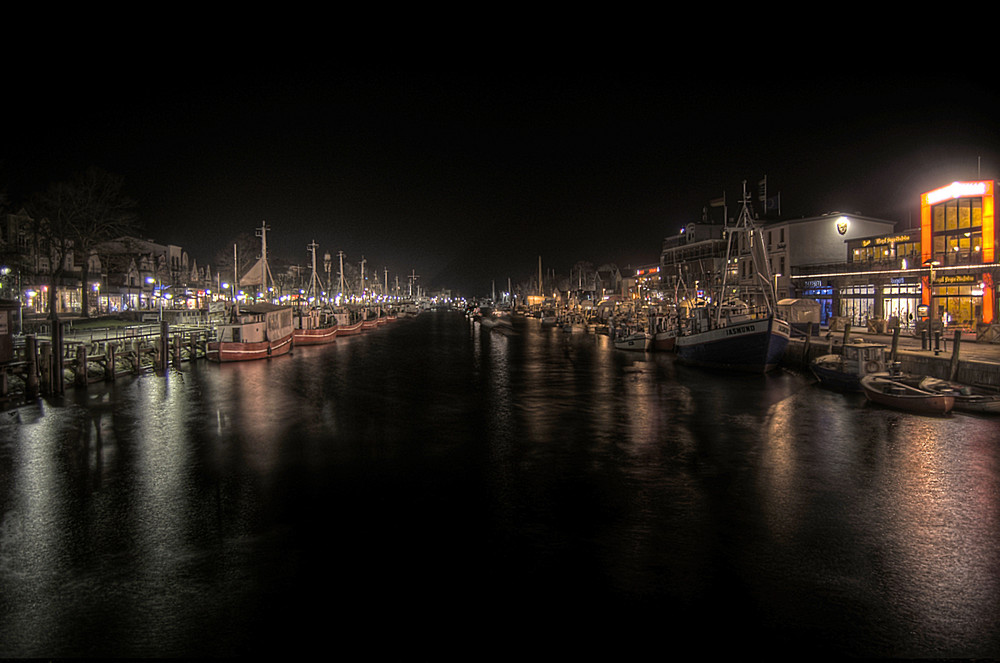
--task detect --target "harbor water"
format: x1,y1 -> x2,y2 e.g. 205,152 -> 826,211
1,311 -> 999,658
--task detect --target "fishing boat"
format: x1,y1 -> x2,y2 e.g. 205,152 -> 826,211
331,309 -> 363,336
859,373 -> 955,416
904,376 -> 1000,414
207,303 -> 294,362
651,309 -> 679,351
614,330 -> 652,351
292,307 -> 338,346
560,312 -> 587,333
675,186 -> 790,373
811,341 -> 888,392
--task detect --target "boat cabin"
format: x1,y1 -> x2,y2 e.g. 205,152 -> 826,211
841,341 -> 887,376
217,303 -> 293,343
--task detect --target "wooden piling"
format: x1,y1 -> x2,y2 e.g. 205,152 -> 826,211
76,344 -> 88,387
890,326 -> 900,365
950,331 -> 962,381
107,342 -> 116,382
52,321 -> 65,395
26,335 -> 38,398
159,321 -> 169,372
802,323 -> 812,365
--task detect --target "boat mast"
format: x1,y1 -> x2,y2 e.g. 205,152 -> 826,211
306,240 -> 323,304
233,242 -> 239,318
338,250 -> 346,298
257,221 -> 276,303
715,189 -> 739,327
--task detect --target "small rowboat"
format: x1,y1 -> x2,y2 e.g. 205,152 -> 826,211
909,376 -> 1000,415
860,374 -> 954,416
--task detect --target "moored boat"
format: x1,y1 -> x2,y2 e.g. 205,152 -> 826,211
292,308 -> 338,346
907,376 -> 1000,414
614,331 -> 652,351
676,311 -> 790,372
674,187 -> 790,373
811,341 -> 888,392
207,303 -> 294,363
859,373 -> 955,416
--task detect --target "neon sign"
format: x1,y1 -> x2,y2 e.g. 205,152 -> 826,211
923,181 -> 988,205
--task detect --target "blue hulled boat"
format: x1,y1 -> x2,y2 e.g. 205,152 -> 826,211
676,312 -> 789,373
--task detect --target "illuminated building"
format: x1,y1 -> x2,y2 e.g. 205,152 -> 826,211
787,180 -> 998,337
919,180 -> 996,327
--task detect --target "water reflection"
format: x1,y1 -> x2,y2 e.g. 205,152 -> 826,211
0,311 -> 998,657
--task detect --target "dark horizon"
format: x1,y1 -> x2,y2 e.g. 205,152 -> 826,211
5,67 -> 999,297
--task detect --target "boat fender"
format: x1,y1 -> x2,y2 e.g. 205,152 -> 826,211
865,361 -> 880,373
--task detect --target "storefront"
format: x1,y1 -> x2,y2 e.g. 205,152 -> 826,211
799,279 -> 834,325
920,180 -> 997,329
880,277 -> 922,330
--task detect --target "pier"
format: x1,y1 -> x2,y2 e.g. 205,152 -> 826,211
0,320 -> 213,402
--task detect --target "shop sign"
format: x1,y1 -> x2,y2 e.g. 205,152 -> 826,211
935,274 -> 977,285
875,234 -> 913,245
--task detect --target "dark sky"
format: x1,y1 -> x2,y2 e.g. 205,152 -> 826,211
5,61 -> 1000,296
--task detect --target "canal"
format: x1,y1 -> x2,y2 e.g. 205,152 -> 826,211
1,310 -> 998,658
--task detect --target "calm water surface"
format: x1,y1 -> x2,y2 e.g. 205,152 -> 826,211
1,311 -> 998,658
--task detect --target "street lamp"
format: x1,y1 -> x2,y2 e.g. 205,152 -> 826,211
146,276 -> 163,322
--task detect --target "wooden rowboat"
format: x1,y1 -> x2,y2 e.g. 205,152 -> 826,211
860,373 -> 954,416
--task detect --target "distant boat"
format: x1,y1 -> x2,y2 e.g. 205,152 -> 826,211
651,310 -> 679,351
560,313 -> 587,333
860,373 -> 955,416
614,331 -> 652,351
207,303 -> 294,363
811,341 -> 889,392
675,187 -> 789,373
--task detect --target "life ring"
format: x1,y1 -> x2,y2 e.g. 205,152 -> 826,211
864,360 -> 880,373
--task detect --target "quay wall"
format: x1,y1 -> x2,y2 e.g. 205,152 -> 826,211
782,338 -> 1000,390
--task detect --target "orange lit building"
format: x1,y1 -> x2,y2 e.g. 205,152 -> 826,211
919,180 -> 996,327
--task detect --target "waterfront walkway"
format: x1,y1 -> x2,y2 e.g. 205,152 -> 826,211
810,327 -> 1000,365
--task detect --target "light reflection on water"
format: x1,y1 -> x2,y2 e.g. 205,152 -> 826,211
0,310 -> 998,658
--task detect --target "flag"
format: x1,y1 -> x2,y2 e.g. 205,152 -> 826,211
765,192 -> 780,212
709,195 -> 726,207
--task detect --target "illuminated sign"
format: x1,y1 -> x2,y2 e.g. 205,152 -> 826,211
923,180 -> 989,205
836,217 -> 849,235
935,274 -> 977,285
875,234 -> 913,245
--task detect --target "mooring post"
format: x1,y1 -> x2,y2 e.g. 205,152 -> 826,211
75,344 -> 88,387
949,330 -> 962,381
890,326 -> 900,365
25,334 -> 38,398
159,320 -> 169,371
107,342 -> 116,382
53,321 -> 65,395
802,323 -> 812,366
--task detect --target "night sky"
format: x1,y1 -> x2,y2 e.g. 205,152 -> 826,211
6,60 -> 1000,296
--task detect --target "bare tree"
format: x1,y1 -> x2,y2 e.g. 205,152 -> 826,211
27,167 -> 137,318
213,232 -> 259,292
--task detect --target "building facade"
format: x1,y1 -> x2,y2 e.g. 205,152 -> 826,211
788,180 -> 998,338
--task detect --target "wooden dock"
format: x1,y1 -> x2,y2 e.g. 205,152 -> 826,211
1,321 -> 214,402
